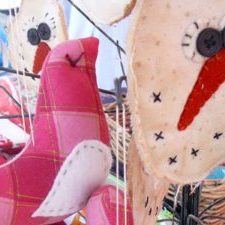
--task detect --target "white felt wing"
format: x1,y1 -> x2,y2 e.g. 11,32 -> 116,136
32,140 -> 112,217
74,0 -> 136,24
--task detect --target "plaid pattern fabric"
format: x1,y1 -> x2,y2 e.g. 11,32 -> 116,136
86,185 -> 134,225
0,37 -> 110,225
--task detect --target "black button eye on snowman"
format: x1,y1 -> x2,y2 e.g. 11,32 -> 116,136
27,28 -> 40,45
38,23 -> 51,41
27,23 -> 51,46
182,19 -> 225,62
196,27 -> 225,57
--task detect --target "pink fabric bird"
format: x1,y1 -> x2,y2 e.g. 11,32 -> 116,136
0,37 -> 113,225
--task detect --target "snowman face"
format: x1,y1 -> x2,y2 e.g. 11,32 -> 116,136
8,0 -> 67,73
129,0 -> 225,183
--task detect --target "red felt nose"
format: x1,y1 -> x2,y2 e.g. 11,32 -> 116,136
33,42 -> 51,74
178,48 -> 225,131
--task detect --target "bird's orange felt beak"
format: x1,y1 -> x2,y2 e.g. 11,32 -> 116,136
178,48 -> 225,131
33,42 -> 51,74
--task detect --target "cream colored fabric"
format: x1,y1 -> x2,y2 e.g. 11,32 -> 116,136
128,0 -> 225,184
72,0 -> 225,184
8,0 -> 68,73
128,139 -> 169,225
71,0 -> 225,186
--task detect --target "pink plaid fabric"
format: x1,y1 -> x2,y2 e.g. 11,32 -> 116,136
86,185 -> 134,225
0,37 -> 110,225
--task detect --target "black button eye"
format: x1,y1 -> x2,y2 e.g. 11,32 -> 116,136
27,28 -> 40,45
196,28 -> 222,57
38,23 -> 51,41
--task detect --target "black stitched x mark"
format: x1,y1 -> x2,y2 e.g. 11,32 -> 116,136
169,156 -> 177,165
214,132 -> 223,140
154,131 -> 164,141
153,92 -> 162,103
191,148 -> 199,157
145,196 -> 149,208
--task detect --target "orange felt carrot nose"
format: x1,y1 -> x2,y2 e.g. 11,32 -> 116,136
178,48 -> 225,131
33,42 -> 51,74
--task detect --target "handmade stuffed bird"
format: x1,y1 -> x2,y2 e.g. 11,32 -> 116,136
0,37 -> 113,225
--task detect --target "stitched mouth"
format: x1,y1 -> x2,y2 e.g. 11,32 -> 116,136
178,48 -> 225,131
33,42 -> 51,74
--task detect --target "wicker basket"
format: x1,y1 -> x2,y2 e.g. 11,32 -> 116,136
199,180 -> 225,225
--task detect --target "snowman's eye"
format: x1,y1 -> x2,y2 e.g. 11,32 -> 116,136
182,19 -> 213,62
196,28 -> 222,57
38,23 -> 51,41
27,28 -> 40,45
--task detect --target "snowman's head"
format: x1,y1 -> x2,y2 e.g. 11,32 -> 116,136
77,0 -> 225,183
8,0 -> 68,74
128,0 -> 225,183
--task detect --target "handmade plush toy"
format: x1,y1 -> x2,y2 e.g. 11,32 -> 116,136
8,0 -> 68,74
78,0 -> 225,182
0,37 -> 113,225
76,0 -> 225,224
5,0 -> 68,146
127,0 -> 225,184
5,0 -> 68,131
